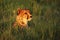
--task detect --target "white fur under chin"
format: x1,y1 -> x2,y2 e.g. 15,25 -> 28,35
28,18 -> 32,21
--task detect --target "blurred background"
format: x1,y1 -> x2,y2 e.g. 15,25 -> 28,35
0,0 -> 60,40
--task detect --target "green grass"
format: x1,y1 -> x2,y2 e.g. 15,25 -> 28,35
0,0 -> 60,40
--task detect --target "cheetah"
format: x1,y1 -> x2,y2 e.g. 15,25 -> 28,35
13,8 -> 32,28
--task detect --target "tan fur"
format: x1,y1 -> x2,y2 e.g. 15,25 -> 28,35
14,8 -> 32,28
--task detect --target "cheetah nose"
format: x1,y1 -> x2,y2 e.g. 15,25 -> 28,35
30,16 -> 32,18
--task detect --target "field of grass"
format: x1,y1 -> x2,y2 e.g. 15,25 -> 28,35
0,0 -> 60,40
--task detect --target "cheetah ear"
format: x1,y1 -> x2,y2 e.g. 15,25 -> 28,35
17,8 -> 21,15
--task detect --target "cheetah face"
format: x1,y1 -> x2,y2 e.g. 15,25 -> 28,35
16,8 -> 32,27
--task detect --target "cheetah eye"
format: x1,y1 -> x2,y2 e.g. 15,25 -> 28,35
25,13 -> 27,14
